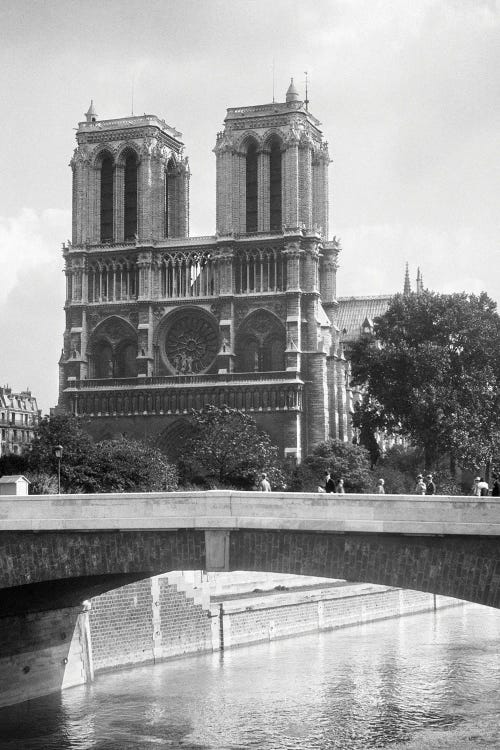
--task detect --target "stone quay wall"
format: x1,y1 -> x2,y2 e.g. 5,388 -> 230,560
0,571 -> 463,707
87,573 -> 463,674
0,573 -> 464,708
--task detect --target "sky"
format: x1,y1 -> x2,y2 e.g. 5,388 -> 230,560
0,0 -> 498,413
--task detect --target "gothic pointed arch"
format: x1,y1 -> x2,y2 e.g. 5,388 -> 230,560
156,419 -> 191,461
235,309 -> 286,373
115,142 -> 141,167
88,316 -> 138,379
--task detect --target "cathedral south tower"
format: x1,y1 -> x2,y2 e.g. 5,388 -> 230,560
59,84 -> 351,462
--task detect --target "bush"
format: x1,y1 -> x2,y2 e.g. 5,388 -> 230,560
26,471 -> 58,495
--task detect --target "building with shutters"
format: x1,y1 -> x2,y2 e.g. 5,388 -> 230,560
0,387 -> 40,457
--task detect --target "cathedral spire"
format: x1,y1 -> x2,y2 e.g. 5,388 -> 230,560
85,100 -> 97,123
416,267 -> 424,294
403,262 -> 411,295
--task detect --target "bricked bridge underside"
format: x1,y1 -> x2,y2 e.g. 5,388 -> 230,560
2,491 -> 500,615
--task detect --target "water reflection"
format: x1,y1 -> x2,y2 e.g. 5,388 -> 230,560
1,604 -> 500,749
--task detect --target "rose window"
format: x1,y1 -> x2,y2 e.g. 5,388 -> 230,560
163,310 -> 219,374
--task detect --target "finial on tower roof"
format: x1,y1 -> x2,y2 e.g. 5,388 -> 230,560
85,100 -> 97,123
403,262 -> 411,295
286,78 -> 300,103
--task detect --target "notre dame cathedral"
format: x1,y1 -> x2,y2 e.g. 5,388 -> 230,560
58,80 -> 359,461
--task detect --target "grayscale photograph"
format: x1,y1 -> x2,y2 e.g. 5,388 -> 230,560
0,0 -> 499,747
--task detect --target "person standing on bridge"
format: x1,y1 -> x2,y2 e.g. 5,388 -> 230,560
325,471 -> 336,494
335,478 -> 345,494
491,474 -> 500,497
376,478 -> 385,494
259,473 -> 272,492
471,477 -> 481,496
477,477 -> 489,496
425,474 -> 436,495
415,474 -> 426,494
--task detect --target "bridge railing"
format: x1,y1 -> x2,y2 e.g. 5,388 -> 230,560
0,491 -> 499,536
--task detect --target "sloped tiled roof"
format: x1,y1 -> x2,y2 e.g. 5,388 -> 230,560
337,295 -> 393,343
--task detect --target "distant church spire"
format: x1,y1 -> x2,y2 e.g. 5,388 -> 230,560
403,262 -> 411,295
416,267 -> 424,294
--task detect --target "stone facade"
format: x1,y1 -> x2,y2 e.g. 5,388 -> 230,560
58,86 -> 353,460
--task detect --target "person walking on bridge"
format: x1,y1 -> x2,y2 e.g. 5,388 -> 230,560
491,474 -> 500,497
415,474 -> 426,495
335,478 -> 345,494
259,473 -> 272,492
425,474 -> 436,495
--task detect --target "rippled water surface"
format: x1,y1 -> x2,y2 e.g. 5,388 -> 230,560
1,604 -> 500,749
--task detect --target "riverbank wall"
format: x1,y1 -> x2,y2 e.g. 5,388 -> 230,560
0,573 -> 464,708
88,573 -> 463,673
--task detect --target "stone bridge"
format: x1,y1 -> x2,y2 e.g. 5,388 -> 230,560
2,490 -> 500,613
1,491 -> 500,707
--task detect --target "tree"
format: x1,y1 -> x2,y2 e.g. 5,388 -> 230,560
27,415 -> 98,492
92,438 -> 178,493
27,415 -> 177,493
350,291 -> 500,470
178,405 -> 286,489
291,439 -> 373,493
0,453 -> 28,478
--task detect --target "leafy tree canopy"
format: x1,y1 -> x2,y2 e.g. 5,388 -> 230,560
26,415 -> 177,493
291,439 -> 373,493
178,405 -> 286,489
350,291 -> 500,469
92,438 -> 178,493
377,446 -> 463,496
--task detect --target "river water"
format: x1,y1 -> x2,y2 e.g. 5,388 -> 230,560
1,603 -> 500,749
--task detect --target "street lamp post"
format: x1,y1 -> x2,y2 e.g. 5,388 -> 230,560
53,445 -> 63,494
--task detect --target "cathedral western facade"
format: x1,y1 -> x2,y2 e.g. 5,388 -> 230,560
58,81 -> 353,461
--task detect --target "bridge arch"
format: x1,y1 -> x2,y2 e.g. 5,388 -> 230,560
1,526 -> 499,615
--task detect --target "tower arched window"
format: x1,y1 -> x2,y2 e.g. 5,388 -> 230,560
100,157 -> 114,241
269,139 -> 282,231
124,153 -> 138,240
246,142 -> 258,233
165,158 -> 177,237
164,168 -> 169,237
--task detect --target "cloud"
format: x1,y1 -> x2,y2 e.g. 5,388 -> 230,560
0,208 -> 70,306
0,209 -> 68,412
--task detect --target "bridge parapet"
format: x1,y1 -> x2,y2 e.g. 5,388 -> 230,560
1,491 -> 499,536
